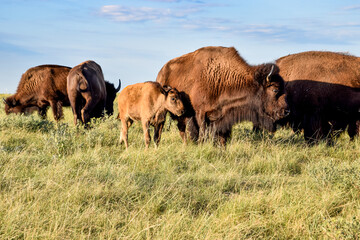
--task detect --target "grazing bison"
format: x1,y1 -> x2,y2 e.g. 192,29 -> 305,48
67,60 -> 121,125
3,65 -> 71,120
117,82 -> 185,149
156,46 -> 289,145
276,51 -> 360,142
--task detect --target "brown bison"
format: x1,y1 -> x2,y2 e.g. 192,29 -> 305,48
3,65 -> 71,120
67,60 -> 121,125
156,46 -> 289,145
275,51 -> 360,142
117,82 -> 185,149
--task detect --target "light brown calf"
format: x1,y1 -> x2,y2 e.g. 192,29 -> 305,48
117,82 -> 185,149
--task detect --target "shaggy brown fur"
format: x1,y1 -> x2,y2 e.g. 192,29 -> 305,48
4,65 -> 71,120
117,82 -> 185,149
276,51 -> 360,142
156,46 -> 288,145
67,60 -> 120,125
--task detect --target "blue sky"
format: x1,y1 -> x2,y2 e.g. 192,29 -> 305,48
1,0 -> 360,93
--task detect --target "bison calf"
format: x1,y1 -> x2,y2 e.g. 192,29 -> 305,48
117,82 -> 185,149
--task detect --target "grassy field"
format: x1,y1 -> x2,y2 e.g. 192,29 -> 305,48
1,94 -> 360,239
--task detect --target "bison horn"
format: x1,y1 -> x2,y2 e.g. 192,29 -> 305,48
115,79 -> 121,92
266,65 -> 275,82
2,98 -> 9,105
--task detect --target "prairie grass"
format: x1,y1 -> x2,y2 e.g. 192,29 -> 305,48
0,94 -> 360,239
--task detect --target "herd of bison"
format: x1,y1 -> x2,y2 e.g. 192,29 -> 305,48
3,46 -> 360,147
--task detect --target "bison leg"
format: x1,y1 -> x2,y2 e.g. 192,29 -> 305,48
92,101 -> 105,119
142,120 -> 151,149
303,113 -> 329,144
218,130 -> 231,147
37,100 -> 50,119
187,116 -> 199,142
177,117 -> 187,143
38,107 -> 48,119
303,114 -> 319,144
348,119 -> 360,140
154,122 -> 165,147
68,95 -> 79,125
120,119 -> 129,149
291,119 -> 303,134
68,91 -> 84,125
50,100 -> 63,121
56,101 -> 64,120
252,123 -> 261,133
81,96 -> 98,124
196,111 -> 207,142
127,119 -> 134,128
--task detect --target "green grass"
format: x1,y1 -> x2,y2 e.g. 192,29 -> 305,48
0,94 -> 360,239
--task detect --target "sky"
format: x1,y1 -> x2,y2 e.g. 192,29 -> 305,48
1,0 -> 360,93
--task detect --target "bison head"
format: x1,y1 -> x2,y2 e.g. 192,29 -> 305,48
3,97 -> 39,116
254,64 -> 289,122
162,86 -> 185,117
104,79 -> 121,115
3,96 -> 23,115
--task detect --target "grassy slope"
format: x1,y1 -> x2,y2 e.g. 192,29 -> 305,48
0,94 -> 360,239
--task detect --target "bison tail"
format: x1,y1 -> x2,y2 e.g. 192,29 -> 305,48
75,73 -> 89,92
76,81 -> 88,93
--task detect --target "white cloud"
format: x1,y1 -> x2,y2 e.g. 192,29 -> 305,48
100,3 -> 212,23
100,5 -> 173,22
99,4 -> 360,45
99,5 -> 202,22
343,5 -> 360,11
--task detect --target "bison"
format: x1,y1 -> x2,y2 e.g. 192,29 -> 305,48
3,65 -> 71,120
156,46 -> 289,145
117,82 -> 185,149
67,60 -> 121,125
275,51 -> 360,142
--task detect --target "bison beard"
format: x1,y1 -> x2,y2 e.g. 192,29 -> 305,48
156,46 -> 289,145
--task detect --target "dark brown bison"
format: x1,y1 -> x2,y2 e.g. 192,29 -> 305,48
156,46 -> 289,145
3,65 -> 71,120
67,60 -> 121,125
117,82 -> 185,149
275,51 -> 360,142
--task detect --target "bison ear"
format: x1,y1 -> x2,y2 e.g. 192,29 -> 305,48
12,98 -> 18,106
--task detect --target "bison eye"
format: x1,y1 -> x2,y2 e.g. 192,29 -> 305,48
171,97 -> 176,101
273,89 -> 279,93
